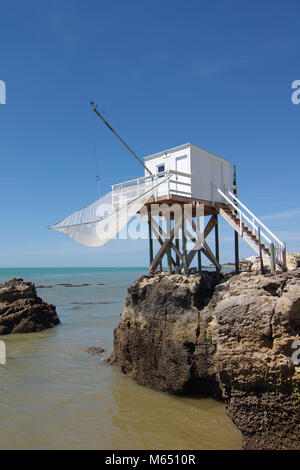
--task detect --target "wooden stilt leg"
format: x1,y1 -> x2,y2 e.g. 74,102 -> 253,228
196,215 -> 202,273
215,214 -> 220,271
197,250 -> 202,273
175,238 -> 180,267
148,211 -> 153,266
166,217 -> 172,274
233,164 -> 239,274
182,211 -> 188,275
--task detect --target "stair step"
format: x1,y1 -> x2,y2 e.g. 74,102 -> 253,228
219,201 -> 275,261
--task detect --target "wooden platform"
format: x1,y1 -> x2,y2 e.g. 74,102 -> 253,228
143,193 -> 228,217
142,193 -> 276,274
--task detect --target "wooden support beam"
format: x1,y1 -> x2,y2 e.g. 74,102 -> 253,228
197,250 -> 202,272
148,210 -> 153,265
151,217 -> 183,262
215,214 -> 220,265
180,215 -> 219,269
202,242 -> 222,271
149,224 -> 178,273
167,218 -> 173,274
182,214 -> 188,275
202,241 -> 222,271
175,238 -> 180,267
151,225 -> 176,267
203,215 -> 218,239
197,215 -> 202,272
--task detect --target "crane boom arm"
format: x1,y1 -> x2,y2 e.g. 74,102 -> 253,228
90,101 -> 153,176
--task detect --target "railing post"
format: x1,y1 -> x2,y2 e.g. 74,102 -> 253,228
270,243 -> 276,273
258,228 -> 265,275
182,209 -> 188,275
283,244 -> 287,270
233,164 -> 239,274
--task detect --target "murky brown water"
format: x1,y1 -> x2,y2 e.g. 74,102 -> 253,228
0,268 -> 242,450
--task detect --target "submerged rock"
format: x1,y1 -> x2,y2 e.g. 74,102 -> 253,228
0,278 -> 60,334
109,270 -> 300,450
56,283 -> 89,287
85,346 -> 105,355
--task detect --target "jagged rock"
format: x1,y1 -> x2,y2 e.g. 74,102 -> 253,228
239,256 -> 270,272
109,269 -> 300,450
109,271 -> 220,395
0,278 -> 60,334
286,252 -> 300,270
240,252 -> 300,273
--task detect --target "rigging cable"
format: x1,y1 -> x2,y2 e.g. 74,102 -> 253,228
90,106 -> 102,198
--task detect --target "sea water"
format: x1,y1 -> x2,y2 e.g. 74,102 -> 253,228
0,268 -> 241,450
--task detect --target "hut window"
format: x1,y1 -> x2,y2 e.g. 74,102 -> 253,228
157,164 -> 165,177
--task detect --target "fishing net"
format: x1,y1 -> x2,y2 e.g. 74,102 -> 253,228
50,176 -> 170,247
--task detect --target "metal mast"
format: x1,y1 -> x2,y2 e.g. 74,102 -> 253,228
90,101 -> 153,176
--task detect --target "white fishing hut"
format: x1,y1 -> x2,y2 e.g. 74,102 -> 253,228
143,143 -> 232,203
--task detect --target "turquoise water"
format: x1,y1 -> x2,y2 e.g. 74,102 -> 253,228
0,267 -> 241,450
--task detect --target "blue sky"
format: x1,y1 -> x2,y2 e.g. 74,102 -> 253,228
0,0 -> 299,267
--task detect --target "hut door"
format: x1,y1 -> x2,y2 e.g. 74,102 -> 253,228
175,155 -> 188,195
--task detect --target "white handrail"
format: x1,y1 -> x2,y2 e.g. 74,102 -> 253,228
217,188 -> 272,245
218,187 -> 286,267
228,191 -> 285,247
112,170 -> 192,196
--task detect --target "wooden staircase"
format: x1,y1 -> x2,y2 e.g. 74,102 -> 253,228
217,205 -> 271,260
216,187 -> 286,269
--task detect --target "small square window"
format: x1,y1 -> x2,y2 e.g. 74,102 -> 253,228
157,165 -> 165,177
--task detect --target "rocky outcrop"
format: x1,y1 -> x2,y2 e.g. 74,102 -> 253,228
109,270 -> 300,450
0,278 -> 60,334
239,256 -> 268,272
240,252 -> 300,273
109,271 -> 220,395
286,252 -> 300,271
